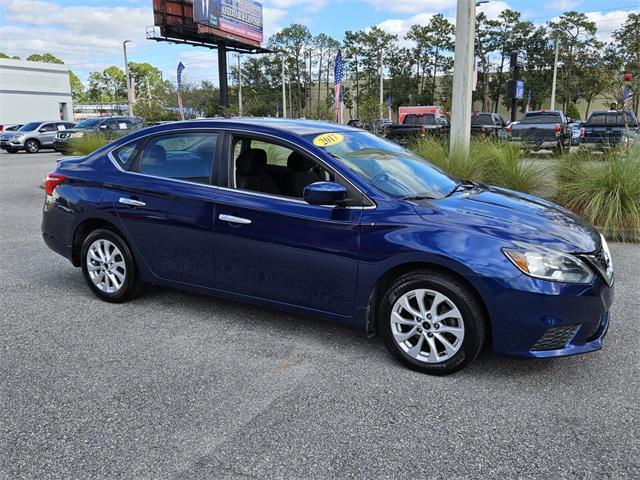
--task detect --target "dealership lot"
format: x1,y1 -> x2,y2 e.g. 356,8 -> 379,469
1,151 -> 639,479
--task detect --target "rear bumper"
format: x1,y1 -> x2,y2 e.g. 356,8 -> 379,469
511,139 -> 562,150
469,273 -> 614,358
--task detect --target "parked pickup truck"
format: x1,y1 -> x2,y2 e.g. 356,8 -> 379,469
510,110 -> 572,154
385,113 -> 449,146
580,110 -> 638,150
471,112 -> 509,140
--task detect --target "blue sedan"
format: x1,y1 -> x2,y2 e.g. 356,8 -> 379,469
41,119 -> 614,375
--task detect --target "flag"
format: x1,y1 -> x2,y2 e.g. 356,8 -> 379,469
177,62 -> 186,120
525,88 -> 532,113
334,50 -> 344,124
623,86 -> 633,107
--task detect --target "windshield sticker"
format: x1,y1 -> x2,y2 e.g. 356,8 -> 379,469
313,133 -> 344,147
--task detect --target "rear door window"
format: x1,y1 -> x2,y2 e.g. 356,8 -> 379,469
138,132 -> 218,185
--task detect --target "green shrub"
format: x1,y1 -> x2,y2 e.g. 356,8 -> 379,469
411,138 -> 545,194
480,142 -> 546,194
411,137 -> 485,181
68,133 -> 110,156
556,147 -> 640,241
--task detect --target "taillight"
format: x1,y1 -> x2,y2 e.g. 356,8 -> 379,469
506,125 -> 512,134
44,173 -> 66,195
420,127 -> 427,138
480,127 -> 486,134
555,124 -> 562,136
580,128 -> 585,137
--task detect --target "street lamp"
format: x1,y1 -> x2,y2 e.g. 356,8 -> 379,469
123,40 -> 133,117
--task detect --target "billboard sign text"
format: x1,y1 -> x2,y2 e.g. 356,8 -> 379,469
193,0 -> 263,44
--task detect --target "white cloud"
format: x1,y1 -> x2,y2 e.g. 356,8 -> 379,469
0,0 -> 152,70
363,0 -> 456,14
266,0 -> 328,13
544,0 -> 581,11
585,9 -> 638,42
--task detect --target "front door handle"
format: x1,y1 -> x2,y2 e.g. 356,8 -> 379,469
119,197 -> 146,207
219,214 -> 252,225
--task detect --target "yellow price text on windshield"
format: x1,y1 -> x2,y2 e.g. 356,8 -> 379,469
313,133 -> 344,147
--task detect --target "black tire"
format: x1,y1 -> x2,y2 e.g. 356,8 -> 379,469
80,228 -> 140,303
24,139 -> 40,153
378,270 -> 487,375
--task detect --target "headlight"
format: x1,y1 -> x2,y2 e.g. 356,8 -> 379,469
13,134 -> 25,141
503,244 -> 595,284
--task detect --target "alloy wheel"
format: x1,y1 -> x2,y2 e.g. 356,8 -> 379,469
390,289 -> 465,364
86,239 -> 126,294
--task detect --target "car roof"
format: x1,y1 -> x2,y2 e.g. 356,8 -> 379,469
173,117 -> 358,137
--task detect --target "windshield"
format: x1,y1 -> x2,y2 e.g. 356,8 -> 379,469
74,118 -> 102,129
307,131 -> 457,199
19,122 -> 41,132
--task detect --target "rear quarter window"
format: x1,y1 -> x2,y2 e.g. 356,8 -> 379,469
112,141 -> 141,171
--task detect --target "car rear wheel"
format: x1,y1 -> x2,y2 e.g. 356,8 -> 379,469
81,229 -> 140,303
379,270 -> 487,375
24,139 -> 40,153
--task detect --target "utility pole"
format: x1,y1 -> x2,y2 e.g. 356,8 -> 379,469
550,38 -> 559,111
281,55 -> 287,118
449,0 -> 478,155
379,50 -> 384,123
237,52 -> 243,116
123,40 -> 134,117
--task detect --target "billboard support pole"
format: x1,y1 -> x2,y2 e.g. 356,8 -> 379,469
218,44 -> 229,108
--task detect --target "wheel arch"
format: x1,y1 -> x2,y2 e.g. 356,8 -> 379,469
71,218 -> 127,267
365,261 -> 491,341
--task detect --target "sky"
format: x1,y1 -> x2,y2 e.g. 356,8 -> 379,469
0,0 -> 637,85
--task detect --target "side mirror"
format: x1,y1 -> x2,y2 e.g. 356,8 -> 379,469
303,182 -> 347,206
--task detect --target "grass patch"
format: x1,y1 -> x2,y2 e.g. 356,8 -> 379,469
411,138 -> 546,195
67,133 -> 111,156
556,147 -> 640,241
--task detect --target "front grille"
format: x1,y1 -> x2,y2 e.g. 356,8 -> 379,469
531,325 -> 580,351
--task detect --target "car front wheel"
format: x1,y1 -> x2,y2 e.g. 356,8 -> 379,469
379,270 -> 487,375
24,139 -> 40,153
80,229 -> 140,303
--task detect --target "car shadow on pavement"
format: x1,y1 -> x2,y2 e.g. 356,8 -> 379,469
40,263 -> 594,380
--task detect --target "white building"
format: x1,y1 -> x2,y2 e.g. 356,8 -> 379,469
0,59 -> 74,124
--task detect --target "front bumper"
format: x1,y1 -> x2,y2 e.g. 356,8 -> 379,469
469,273 -> 614,358
53,139 -> 71,152
1,138 -> 25,148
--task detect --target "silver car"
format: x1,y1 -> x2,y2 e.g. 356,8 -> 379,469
0,121 -> 75,153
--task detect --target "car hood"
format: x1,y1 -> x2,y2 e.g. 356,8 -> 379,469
412,185 -> 600,253
58,128 -> 93,135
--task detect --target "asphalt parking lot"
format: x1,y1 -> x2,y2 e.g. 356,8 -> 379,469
1,150 -> 639,479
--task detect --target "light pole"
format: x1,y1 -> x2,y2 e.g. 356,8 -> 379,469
237,52 -> 243,116
123,40 -> 133,117
550,37 -> 560,111
449,1 -> 485,156
281,54 -> 287,118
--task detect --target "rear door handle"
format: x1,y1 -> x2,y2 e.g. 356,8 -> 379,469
119,197 -> 146,207
219,214 -> 252,225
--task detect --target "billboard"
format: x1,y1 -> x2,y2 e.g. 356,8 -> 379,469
193,0 -> 263,44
